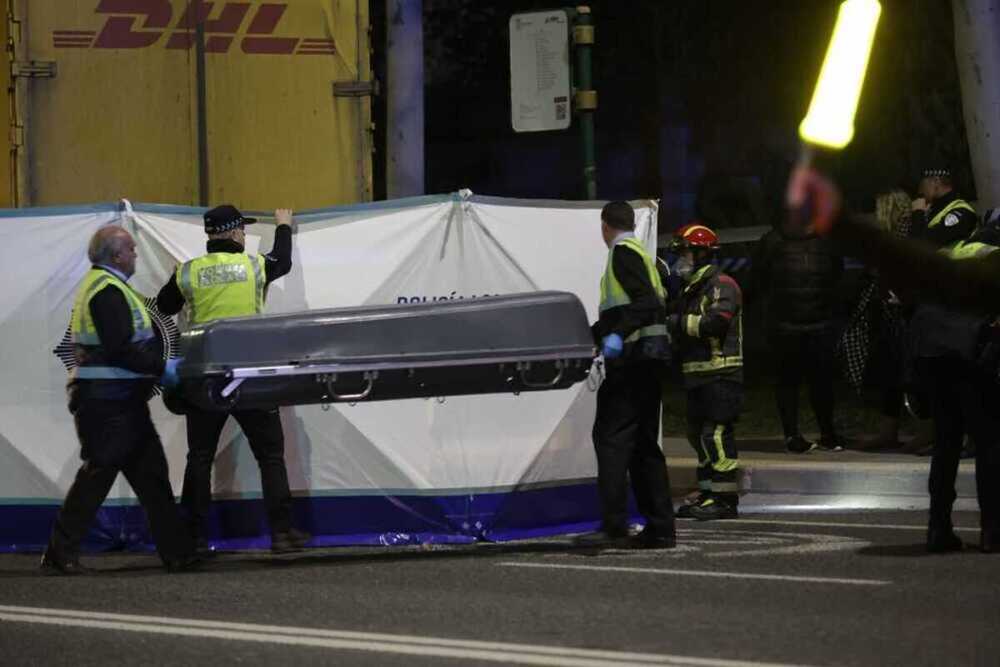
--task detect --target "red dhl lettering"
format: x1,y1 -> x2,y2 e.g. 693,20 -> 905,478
51,1 -> 336,56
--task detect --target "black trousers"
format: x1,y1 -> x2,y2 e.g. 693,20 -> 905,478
181,407 -> 293,539
47,399 -> 192,563
685,380 -> 743,499
774,329 -> 837,438
919,357 -> 1000,532
592,362 -> 675,537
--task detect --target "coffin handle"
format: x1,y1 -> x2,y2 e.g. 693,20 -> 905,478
517,360 -> 565,389
324,371 -> 378,401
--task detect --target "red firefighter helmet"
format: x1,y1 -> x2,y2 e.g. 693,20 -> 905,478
671,222 -> 720,251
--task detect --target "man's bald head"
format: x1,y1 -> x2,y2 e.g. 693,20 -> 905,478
88,227 -> 137,277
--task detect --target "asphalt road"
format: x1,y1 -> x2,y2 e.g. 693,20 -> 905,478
1,510 -> 997,667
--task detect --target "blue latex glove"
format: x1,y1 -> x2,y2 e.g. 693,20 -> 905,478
601,333 -> 624,359
161,357 -> 182,388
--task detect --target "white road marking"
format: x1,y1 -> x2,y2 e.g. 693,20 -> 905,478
729,518 -> 979,533
0,605 -> 810,667
497,562 -> 890,586
691,530 -> 871,559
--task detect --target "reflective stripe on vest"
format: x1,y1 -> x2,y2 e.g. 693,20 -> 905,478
177,253 -> 266,325
70,268 -> 155,380
599,237 -> 668,344
682,356 -> 743,374
928,199 -> 975,228
947,240 -> 998,260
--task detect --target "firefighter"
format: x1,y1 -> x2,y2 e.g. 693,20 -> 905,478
670,223 -> 744,521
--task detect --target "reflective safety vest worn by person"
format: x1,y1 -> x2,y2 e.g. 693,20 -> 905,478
71,268 -> 156,380
599,236 -> 670,359
928,199 -> 976,229
676,264 -> 744,386
917,194 -> 977,248
948,240 -> 998,260
176,252 -> 266,325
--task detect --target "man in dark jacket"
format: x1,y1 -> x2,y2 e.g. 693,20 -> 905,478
41,227 -> 198,574
575,201 -> 676,548
751,219 -> 845,453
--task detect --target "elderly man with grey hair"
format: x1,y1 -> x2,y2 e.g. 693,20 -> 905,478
41,226 -> 199,574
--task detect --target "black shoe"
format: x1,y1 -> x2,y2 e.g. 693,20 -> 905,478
40,552 -> 92,576
271,528 -> 312,554
689,497 -> 739,521
785,435 -> 816,454
629,527 -> 676,550
193,538 -> 219,559
571,530 -> 630,548
981,529 -> 998,554
817,434 -> 847,452
927,526 -> 964,553
165,553 -> 205,573
676,492 -> 710,520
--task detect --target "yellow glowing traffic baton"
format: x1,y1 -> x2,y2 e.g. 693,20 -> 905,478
785,0 -> 881,237
799,0 -> 882,153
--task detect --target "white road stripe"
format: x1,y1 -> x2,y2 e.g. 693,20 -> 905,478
730,518 -> 979,533
0,605 -> 808,667
497,562 -> 890,586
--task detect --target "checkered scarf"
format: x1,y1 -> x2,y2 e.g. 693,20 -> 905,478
836,215 -> 910,394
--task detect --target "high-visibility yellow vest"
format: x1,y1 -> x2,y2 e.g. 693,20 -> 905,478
176,253 -> 266,325
928,199 -> 975,228
599,236 -> 668,345
70,268 -> 156,380
947,240 -> 997,260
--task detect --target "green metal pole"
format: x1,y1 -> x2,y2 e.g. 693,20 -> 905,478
573,6 -> 597,199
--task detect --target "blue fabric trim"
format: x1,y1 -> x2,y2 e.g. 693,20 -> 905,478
127,203 -> 206,216
127,196 -> 456,222
0,482 -> 626,553
0,203 -> 120,218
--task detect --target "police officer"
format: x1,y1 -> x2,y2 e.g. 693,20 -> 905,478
41,227 -> 198,574
900,169 -> 992,551
575,201 -> 676,549
910,168 -> 977,247
670,223 -> 743,521
156,205 -> 310,554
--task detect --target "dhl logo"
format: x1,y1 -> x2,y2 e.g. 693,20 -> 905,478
52,1 -> 336,56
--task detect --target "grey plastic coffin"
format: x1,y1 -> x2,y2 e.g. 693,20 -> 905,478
172,291 -> 597,411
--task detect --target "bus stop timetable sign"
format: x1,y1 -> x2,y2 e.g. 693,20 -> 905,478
509,10 -> 572,133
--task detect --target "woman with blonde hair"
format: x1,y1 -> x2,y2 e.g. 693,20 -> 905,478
839,189 -> 918,450
876,189 -> 913,236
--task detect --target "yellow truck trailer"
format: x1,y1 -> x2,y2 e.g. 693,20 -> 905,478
3,0 -> 373,209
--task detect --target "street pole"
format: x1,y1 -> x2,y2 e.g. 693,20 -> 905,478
953,0 -> 1000,207
386,0 -> 425,198
573,6 -> 597,199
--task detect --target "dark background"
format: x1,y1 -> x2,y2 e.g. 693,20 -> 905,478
375,0 -> 973,235
371,0 -> 972,437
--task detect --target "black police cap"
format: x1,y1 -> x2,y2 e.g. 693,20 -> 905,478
204,204 -> 257,234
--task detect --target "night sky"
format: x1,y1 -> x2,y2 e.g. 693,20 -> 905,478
381,0 -> 972,233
